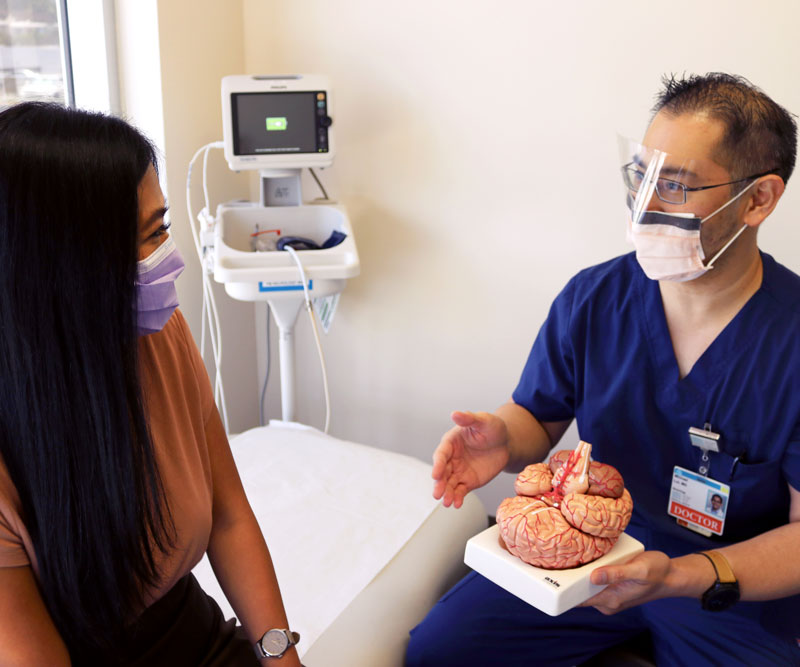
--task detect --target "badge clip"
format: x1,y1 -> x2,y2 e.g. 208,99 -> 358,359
688,423 -> 720,453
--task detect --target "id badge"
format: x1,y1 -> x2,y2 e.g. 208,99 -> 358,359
668,466 -> 730,537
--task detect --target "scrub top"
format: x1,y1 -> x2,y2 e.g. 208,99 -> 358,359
512,251 -> 800,558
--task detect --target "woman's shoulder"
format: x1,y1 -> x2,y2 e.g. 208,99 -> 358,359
139,309 -> 214,422
0,455 -> 33,569
139,309 -> 198,367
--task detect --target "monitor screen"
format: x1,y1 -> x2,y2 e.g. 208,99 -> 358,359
231,91 -> 329,156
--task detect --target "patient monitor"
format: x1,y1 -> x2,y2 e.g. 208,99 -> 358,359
222,74 -> 334,173
212,75 -> 359,425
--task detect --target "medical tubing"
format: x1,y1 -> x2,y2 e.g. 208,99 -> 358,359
187,146 -> 221,400
186,145 -> 213,360
205,271 -> 228,426
200,148 -> 229,431
284,246 -> 332,434
259,305 -> 271,427
202,144 -> 212,213
186,141 -> 229,433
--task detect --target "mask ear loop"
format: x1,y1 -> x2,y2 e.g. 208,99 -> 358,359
701,179 -> 758,270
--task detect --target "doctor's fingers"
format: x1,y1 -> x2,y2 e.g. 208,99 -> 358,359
441,479 -> 469,509
432,464 -> 454,500
431,436 -> 457,477
592,551 -> 670,587
433,455 -> 458,499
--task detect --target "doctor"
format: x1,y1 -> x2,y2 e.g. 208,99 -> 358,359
406,73 -> 800,665
709,493 -> 725,517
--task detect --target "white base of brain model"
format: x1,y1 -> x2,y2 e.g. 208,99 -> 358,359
496,441 -> 633,570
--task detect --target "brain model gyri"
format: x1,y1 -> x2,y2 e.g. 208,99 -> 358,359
496,441 -> 633,569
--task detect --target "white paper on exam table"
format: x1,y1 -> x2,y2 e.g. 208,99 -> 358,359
192,421 -> 440,657
465,525 -> 644,616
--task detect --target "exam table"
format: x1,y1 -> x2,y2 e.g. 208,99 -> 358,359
192,422 -> 488,666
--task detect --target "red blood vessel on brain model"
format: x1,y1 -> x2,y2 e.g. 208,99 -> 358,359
496,441 -> 633,569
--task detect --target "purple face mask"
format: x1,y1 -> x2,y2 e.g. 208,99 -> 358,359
136,236 -> 185,335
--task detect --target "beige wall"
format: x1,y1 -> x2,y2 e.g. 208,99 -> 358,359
242,0 -> 800,510
116,0 -> 258,433
119,0 -> 800,510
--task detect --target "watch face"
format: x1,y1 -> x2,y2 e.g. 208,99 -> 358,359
262,629 -> 289,656
703,583 -> 740,611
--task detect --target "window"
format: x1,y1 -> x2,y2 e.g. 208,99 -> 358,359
0,0 -> 72,108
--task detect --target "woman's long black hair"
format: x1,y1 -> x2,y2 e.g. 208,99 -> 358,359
0,103 -> 173,657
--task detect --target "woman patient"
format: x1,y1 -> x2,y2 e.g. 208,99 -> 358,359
0,102 -> 301,666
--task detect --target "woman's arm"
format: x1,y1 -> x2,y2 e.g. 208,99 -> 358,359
204,411 -> 302,666
0,565 -> 70,666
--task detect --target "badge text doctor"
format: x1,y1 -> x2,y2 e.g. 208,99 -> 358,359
668,425 -> 730,537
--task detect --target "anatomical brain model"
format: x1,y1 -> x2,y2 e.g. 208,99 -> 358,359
496,441 -> 633,569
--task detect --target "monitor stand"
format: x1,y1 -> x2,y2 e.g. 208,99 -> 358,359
261,168 -> 305,423
260,168 -> 302,206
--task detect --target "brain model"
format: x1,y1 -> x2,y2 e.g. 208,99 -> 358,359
496,441 -> 632,569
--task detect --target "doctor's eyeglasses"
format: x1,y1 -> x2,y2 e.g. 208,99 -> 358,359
621,163 -> 777,205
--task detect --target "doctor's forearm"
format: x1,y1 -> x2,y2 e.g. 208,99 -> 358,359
664,521 -> 800,602
716,520 -> 800,601
496,402 -> 569,472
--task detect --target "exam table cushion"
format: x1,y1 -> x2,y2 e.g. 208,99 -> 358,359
192,422 -> 487,662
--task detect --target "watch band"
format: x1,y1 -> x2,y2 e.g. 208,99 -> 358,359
699,550 -> 736,584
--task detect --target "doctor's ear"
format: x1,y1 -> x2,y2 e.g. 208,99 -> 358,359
742,174 -> 785,228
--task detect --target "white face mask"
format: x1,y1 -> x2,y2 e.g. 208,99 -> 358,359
626,180 -> 757,282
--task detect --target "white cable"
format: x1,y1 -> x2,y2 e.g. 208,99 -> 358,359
186,141 -> 229,433
259,305 -> 271,427
204,271 -> 229,429
284,246 -> 331,434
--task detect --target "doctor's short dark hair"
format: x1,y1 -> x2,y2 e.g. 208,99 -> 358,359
652,72 -> 798,186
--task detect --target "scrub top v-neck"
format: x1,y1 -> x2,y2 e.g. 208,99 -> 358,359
512,251 -> 800,557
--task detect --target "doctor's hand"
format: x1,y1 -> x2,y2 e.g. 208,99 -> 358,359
581,551 -> 672,614
432,410 -> 510,508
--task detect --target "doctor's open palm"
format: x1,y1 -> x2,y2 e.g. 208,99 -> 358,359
432,410 -> 510,508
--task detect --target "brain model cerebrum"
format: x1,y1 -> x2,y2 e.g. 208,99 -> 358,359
496,441 -> 633,569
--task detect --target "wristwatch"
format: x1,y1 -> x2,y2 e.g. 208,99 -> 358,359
254,628 -> 300,659
698,550 -> 739,611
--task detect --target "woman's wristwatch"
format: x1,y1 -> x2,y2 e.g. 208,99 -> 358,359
255,628 -> 301,659
698,550 -> 739,611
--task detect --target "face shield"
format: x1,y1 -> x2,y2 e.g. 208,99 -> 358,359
618,135 -> 725,225
617,135 -> 758,282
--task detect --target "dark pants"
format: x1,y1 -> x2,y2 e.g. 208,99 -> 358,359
405,571 -> 800,666
73,573 -> 260,666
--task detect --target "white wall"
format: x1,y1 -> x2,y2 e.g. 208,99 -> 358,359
115,0 -> 259,433
239,0 -> 800,511
118,1 -> 800,512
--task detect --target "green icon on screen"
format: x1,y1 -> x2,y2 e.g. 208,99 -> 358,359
266,117 -> 288,131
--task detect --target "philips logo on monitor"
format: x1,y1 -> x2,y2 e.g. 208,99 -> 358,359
266,117 -> 288,131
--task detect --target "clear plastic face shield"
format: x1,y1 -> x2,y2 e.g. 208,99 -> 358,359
618,135 -> 759,282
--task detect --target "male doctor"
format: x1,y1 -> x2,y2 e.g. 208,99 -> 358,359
406,73 -> 800,665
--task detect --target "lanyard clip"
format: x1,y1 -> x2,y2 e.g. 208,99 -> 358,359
689,423 -> 720,477
688,423 -> 720,453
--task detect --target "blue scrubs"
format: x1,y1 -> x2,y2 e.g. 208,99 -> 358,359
407,252 -> 800,666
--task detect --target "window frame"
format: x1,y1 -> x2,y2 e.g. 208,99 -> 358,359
65,0 -> 120,113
